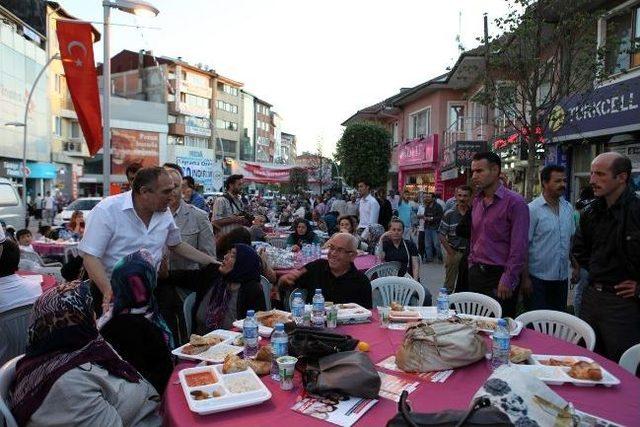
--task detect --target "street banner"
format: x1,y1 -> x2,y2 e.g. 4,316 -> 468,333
56,20 -> 103,155
111,129 -> 159,174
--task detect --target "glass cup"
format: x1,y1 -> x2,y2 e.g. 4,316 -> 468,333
378,306 -> 390,328
277,356 -> 298,391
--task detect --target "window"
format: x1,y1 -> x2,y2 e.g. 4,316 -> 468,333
216,100 -> 238,113
448,104 -> 465,132
409,108 -> 430,139
185,72 -> 209,87
605,6 -> 640,74
71,121 -> 80,138
185,135 -> 210,148
217,82 -> 238,96
52,116 -> 62,136
181,93 -> 210,109
216,119 -> 238,131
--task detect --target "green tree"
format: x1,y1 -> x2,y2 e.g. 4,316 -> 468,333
288,167 -> 308,195
335,122 -> 390,188
475,0 -> 607,199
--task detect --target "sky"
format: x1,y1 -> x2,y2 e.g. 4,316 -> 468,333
58,0 -> 512,157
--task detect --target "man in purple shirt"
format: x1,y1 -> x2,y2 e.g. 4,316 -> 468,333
468,152 -> 529,317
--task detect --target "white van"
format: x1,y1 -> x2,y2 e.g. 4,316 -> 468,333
0,178 -> 26,229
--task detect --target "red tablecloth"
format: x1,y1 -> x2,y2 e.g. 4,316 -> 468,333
274,254 -> 378,278
162,316 -> 639,426
31,241 -> 70,256
16,270 -> 58,292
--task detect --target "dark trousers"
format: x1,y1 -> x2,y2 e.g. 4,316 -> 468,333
418,231 -> 425,261
523,275 -> 568,312
156,276 -> 184,345
580,286 -> 640,362
468,264 -> 519,318
455,253 -> 469,293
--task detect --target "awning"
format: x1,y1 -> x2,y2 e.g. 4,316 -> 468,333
27,162 -> 58,179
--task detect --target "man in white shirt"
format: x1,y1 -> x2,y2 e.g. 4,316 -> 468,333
0,239 -> 42,314
43,191 -> 55,224
79,167 -> 217,313
356,179 -> 380,232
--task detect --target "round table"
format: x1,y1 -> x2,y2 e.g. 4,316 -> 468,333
31,241 -> 78,263
162,315 -> 639,426
16,270 -> 58,292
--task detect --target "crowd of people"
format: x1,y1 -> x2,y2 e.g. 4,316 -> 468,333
1,149 -> 638,425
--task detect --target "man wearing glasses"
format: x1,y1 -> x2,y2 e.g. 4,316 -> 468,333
278,233 -> 372,308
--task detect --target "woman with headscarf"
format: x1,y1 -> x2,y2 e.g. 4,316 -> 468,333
286,218 -> 320,252
100,250 -> 174,394
192,243 -> 266,334
9,281 -> 160,427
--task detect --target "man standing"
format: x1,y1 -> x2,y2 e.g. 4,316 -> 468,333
330,194 -> 347,216
345,194 -> 359,217
396,190 -> 414,238
212,174 -> 248,236
182,175 -> 209,212
376,188 -> 393,231
356,179 -> 380,232
388,189 -> 400,212
420,193 -> 443,263
43,191 -> 55,224
35,193 -> 43,220
523,165 -> 578,311
573,152 -> 640,362
438,185 -> 471,291
468,152 -> 529,318
79,167 -> 217,314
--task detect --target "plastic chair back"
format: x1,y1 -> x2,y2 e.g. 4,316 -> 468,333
0,355 -> 22,427
365,261 -> 400,280
183,292 -> 196,337
260,275 -> 272,311
371,276 -> 425,307
448,292 -> 502,318
619,343 -> 640,375
515,310 -> 596,350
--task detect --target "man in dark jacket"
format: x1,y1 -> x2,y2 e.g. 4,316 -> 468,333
572,152 -> 640,362
376,188 -> 393,231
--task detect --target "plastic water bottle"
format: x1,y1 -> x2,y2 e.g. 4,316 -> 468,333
490,318 -> 511,371
291,292 -> 305,325
436,287 -> 449,319
270,323 -> 288,380
243,310 -> 259,359
312,289 -> 325,328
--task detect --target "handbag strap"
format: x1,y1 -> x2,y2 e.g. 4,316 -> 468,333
397,391 -> 493,427
453,396 -> 492,427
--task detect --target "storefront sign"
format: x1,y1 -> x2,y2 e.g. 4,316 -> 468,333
548,75 -> 640,142
111,128 -> 159,175
184,116 -> 212,137
178,102 -> 210,117
398,135 -> 438,167
175,146 -> 215,192
440,167 -> 459,181
455,141 -> 487,166
610,143 -> 640,170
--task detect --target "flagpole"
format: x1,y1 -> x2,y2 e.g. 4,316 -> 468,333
22,53 -> 60,225
102,4 -> 111,196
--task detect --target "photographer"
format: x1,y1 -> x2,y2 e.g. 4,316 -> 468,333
212,174 -> 252,236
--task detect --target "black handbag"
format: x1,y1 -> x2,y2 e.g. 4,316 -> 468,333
303,351 -> 381,399
287,327 -> 358,362
387,391 -> 513,427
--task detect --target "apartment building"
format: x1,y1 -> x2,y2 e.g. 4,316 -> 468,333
255,97 -> 273,162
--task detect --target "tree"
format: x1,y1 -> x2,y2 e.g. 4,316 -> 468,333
335,122 -> 391,188
288,167 -> 308,195
475,0 -> 607,199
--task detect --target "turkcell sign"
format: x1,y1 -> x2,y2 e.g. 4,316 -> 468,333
547,75 -> 640,142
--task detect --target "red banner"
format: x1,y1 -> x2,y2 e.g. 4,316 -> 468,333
56,20 -> 103,156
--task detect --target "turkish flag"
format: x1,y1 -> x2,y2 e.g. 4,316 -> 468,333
56,20 -> 103,156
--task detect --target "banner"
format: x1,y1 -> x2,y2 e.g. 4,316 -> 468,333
56,20 -> 103,156
175,146 -> 215,192
111,128 -> 159,175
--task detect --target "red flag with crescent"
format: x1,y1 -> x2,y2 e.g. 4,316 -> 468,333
56,20 -> 103,156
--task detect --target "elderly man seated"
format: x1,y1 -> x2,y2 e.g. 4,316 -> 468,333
278,233 -> 372,308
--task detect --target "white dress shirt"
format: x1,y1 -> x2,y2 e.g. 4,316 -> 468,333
78,191 -> 181,278
0,274 -> 42,313
358,194 -> 380,229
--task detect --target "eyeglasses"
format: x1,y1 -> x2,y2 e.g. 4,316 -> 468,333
326,244 -> 355,255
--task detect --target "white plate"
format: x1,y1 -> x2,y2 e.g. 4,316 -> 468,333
179,364 -> 272,415
456,314 -> 524,337
172,330 -> 243,363
527,354 -> 620,387
304,303 -> 372,324
233,310 -> 292,337
404,306 -> 456,319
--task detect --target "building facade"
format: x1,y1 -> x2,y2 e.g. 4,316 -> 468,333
254,97 -> 273,163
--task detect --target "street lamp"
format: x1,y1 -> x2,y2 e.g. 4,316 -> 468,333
102,0 -> 159,196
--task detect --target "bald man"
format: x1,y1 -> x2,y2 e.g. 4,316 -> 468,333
573,152 -> 640,362
278,233 -> 372,308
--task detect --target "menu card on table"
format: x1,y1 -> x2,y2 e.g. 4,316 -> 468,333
291,394 -> 377,427
377,371 -> 420,402
376,356 -> 454,383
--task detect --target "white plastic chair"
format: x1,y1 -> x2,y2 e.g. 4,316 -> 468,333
515,310 -> 596,351
365,261 -> 400,280
619,344 -> 640,375
371,276 -> 425,307
448,292 -> 502,318
260,275 -> 272,311
0,355 -> 22,427
0,305 -> 33,366
183,292 -> 196,337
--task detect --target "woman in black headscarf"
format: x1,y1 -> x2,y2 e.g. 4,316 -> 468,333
286,218 -> 320,252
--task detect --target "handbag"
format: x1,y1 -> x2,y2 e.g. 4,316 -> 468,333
396,321 -> 486,372
304,351 -> 381,399
387,390 -> 513,427
288,327 -> 358,362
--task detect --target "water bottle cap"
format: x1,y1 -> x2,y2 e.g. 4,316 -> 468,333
247,310 -> 255,317
274,323 -> 284,330
497,318 -> 507,326
315,289 -> 322,294
439,287 -> 447,293
294,292 -> 301,297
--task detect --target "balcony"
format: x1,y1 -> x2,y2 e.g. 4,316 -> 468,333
442,116 -> 491,168
169,122 -> 186,136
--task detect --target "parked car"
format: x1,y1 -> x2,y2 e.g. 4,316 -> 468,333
53,197 -> 102,225
0,178 -> 26,230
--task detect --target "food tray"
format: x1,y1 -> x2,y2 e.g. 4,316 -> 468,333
403,306 -> 456,320
524,354 -> 620,387
304,303 -> 372,324
233,309 -> 291,337
457,314 -> 524,337
172,330 -> 243,363
179,364 -> 272,415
